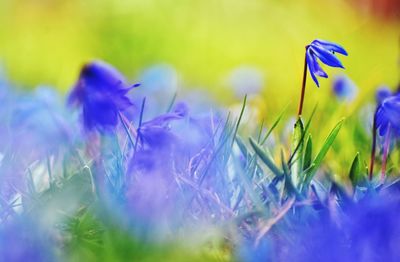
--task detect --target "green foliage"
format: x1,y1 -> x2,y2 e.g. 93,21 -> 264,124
302,119 -> 344,190
249,137 -> 283,177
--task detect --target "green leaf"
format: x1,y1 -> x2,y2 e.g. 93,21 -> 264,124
249,137 -> 283,177
302,119 -> 344,189
290,117 -> 304,187
281,150 -> 302,199
237,155 -> 267,213
303,134 -> 313,171
260,103 -> 289,145
287,105 -> 317,167
235,136 -> 249,158
349,152 -> 364,188
231,94 -> 247,147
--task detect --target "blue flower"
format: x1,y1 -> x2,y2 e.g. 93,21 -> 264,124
285,195 -> 400,261
375,94 -> 400,136
0,218 -> 54,261
375,86 -> 393,105
306,39 -> 348,87
68,60 -> 138,131
332,74 -> 358,102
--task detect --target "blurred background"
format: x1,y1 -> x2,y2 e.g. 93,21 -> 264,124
0,0 -> 399,178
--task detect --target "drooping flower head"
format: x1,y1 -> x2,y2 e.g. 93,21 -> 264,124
68,60 -> 137,132
306,39 -> 348,87
375,94 -> 400,137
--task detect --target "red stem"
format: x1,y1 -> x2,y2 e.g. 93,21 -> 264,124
381,124 -> 391,181
297,55 -> 308,117
369,110 -> 377,180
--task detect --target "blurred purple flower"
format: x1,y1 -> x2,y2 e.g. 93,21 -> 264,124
124,103 -> 221,233
306,39 -> 348,87
68,60 -> 138,132
228,66 -> 264,98
242,192 -> 400,262
375,94 -> 400,137
1,87 -> 73,200
375,86 -> 393,105
125,103 -> 190,227
11,88 -> 72,158
332,74 -> 358,102
0,219 -> 54,261
286,195 -> 400,261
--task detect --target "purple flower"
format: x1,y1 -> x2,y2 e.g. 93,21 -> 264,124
0,219 -> 54,261
306,39 -> 348,87
123,103 -> 221,233
375,86 -> 393,105
332,74 -> 357,102
287,195 -> 400,261
375,94 -> 400,136
68,60 -> 137,132
242,191 -> 400,262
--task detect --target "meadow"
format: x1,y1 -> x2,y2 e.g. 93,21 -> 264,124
0,0 -> 399,261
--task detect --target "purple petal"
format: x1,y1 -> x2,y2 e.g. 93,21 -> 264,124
312,39 -> 348,56
310,45 -> 344,68
306,49 -> 321,87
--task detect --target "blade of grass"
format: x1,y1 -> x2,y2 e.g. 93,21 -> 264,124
302,119 -> 344,189
260,103 -> 290,146
249,137 -> 283,177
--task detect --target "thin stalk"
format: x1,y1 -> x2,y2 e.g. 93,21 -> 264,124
118,111 -> 135,148
46,155 -> 53,188
297,55 -> 308,117
369,109 -> 378,180
381,124 -> 391,181
133,97 -> 146,156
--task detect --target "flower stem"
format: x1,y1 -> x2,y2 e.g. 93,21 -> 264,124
381,124 -> 391,181
297,55 -> 308,117
118,111 -> 136,148
369,110 -> 377,180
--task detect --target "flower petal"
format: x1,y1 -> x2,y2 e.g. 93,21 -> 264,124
306,49 -> 326,87
312,39 -> 348,56
310,45 -> 344,68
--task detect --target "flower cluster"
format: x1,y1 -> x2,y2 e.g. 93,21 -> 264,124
1,36 -> 400,262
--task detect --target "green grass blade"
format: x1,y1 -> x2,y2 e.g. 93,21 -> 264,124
303,119 -> 344,188
303,134 -> 313,171
287,104 -> 317,166
349,152 -> 363,188
260,103 -> 289,146
249,137 -> 283,177
290,117 -> 304,187
231,95 -> 247,147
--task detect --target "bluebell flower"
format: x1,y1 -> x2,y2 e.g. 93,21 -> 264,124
0,218 -> 54,261
375,94 -> 400,137
306,39 -> 348,87
11,87 -> 72,158
122,103 -> 193,236
0,87 -> 74,200
228,66 -> 264,99
68,60 -> 137,131
332,74 -> 358,102
242,191 -> 400,262
290,195 -> 400,261
375,86 -> 393,105
121,103 -> 224,235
